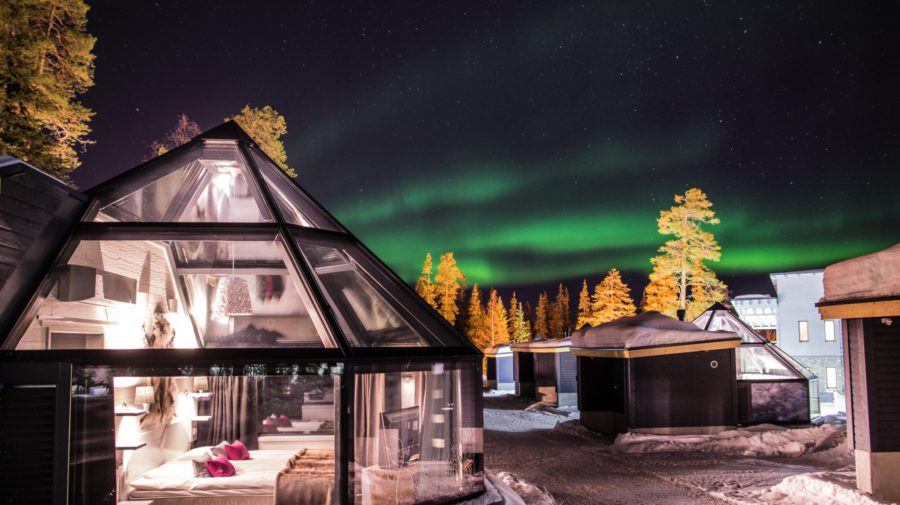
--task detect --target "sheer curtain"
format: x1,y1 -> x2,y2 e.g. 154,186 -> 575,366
205,376 -> 260,449
353,373 -> 386,469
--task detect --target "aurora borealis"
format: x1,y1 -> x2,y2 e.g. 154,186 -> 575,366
75,2 -> 899,294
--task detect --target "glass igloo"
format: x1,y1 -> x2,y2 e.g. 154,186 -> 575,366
0,122 -> 484,505
693,303 -> 819,423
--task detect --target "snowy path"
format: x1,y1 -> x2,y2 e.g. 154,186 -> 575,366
482,393 -> 857,505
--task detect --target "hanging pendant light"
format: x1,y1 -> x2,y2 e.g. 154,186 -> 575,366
212,241 -> 252,319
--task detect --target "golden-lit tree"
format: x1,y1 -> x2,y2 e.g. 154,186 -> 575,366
414,253 -> 437,310
641,273 -> 678,317
466,284 -> 488,349
0,0 -> 96,185
534,292 -> 550,339
486,289 -> 510,347
150,114 -> 201,157
434,252 -> 465,324
548,283 -> 570,338
227,105 -> 296,177
508,292 -> 531,343
576,279 -> 592,329
590,268 -> 636,325
647,188 -> 728,318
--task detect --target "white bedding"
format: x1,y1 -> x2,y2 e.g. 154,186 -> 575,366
129,448 -> 299,499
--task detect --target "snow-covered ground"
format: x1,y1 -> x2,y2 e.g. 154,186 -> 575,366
482,391 -> 894,505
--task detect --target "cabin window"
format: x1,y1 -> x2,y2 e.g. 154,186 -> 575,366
824,320 -> 836,341
798,321 -> 809,342
825,367 -> 838,389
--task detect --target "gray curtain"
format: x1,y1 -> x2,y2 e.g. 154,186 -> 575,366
205,376 -> 260,449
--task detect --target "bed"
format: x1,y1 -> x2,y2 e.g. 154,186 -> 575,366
128,446 -> 334,505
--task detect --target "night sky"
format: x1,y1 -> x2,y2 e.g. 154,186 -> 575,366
75,2 -> 899,298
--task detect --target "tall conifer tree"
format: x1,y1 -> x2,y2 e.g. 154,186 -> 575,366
150,114 -> 201,157
0,0 -> 96,185
647,188 -> 727,319
486,289 -> 510,346
590,268 -> 636,325
415,253 -> 437,310
434,252 -> 465,324
510,298 -> 531,343
576,279 -> 592,329
548,283 -> 570,338
465,284 -> 487,349
534,292 -> 550,339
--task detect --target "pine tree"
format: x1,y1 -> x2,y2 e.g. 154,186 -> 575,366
434,252 -> 465,324
576,279 -> 592,329
509,298 -> 531,343
465,284 -> 488,349
534,292 -> 550,339
150,114 -> 201,157
523,301 -> 534,336
486,289 -> 510,347
590,268 -> 637,325
507,292 -> 520,338
548,283 -> 570,338
647,188 -> 728,318
641,272 -> 678,316
454,285 -> 470,336
415,253 -> 437,310
227,105 -> 296,177
0,0 -> 96,185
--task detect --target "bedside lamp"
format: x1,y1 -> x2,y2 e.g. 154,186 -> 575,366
134,386 -> 154,410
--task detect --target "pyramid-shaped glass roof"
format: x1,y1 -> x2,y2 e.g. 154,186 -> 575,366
4,122 -> 476,354
693,304 -> 816,381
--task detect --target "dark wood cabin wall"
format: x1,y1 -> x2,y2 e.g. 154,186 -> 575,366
628,349 -> 736,429
848,318 -> 871,451
577,356 -> 626,413
865,317 -> 900,452
534,353 -> 556,389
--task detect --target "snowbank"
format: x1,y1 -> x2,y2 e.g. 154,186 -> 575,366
494,472 -> 556,505
483,401 -> 572,432
757,472 -> 896,505
553,419 -> 602,439
613,423 -> 844,458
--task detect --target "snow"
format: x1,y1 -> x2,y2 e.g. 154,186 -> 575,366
485,344 -> 513,357
494,472 -> 556,505
510,338 -> 570,351
482,392 -> 885,505
823,243 -> 900,301
613,424 -> 845,458
754,472 -> 896,505
571,311 -> 739,349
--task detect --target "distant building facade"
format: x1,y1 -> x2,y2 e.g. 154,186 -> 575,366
770,270 -> 844,396
731,294 -> 778,341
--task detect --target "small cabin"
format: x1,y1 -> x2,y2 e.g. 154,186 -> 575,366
571,312 -> 740,437
693,303 -> 818,424
483,344 -> 513,391
817,243 -> 900,502
510,338 -> 577,407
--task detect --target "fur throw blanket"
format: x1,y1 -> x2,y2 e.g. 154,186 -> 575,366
274,449 -> 335,505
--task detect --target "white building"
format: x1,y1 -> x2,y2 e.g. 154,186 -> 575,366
770,270 -> 844,398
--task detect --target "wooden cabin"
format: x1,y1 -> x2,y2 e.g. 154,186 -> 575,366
818,243 -> 900,502
483,344 -> 514,391
510,338 -> 577,407
571,312 -> 740,437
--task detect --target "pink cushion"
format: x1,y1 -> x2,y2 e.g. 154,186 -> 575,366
206,455 -> 235,477
224,440 -> 250,460
278,415 -> 292,427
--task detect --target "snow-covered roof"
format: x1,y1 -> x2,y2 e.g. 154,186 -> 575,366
822,243 -> 900,302
571,312 -> 739,351
484,344 -> 512,357
510,337 -> 571,353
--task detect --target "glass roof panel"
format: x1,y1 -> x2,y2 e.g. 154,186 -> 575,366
248,146 -> 343,231
94,143 -> 273,223
13,238 -> 337,350
737,346 -> 803,380
296,240 -> 436,347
